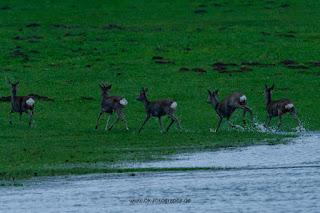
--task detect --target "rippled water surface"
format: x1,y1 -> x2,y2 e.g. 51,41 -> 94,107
1,133 -> 319,212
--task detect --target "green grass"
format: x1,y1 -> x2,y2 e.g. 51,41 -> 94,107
0,0 -> 319,180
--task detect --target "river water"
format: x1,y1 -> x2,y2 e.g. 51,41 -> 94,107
1,132 -> 319,212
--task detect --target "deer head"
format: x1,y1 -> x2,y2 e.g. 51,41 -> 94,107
264,84 -> 274,98
99,82 -> 112,97
136,87 -> 148,101
206,89 -> 219,107
9,80 -> 20,97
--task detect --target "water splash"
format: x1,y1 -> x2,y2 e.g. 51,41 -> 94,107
253,123 -> 268,133
209,128 -> 216,133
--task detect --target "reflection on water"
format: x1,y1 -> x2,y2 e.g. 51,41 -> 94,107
0,133 -> 319,212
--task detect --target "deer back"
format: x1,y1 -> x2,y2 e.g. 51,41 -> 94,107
217,93 -> 245,116
11,96 -> 33,112
100,96 -> 124,113
147,99 -> 175,117
224,93 -> 245,106
267,98 -> 293,116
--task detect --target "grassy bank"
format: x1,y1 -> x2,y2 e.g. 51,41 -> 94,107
0,0 -> 319,180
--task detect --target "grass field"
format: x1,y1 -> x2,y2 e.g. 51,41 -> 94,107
0,0 -> 319,180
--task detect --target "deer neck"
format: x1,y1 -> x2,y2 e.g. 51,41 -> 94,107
211,98 -> 219,110
142,96 -> 150,108
102,92 -> 110,99
11,88 -> 17,102
265,92 -> 271,106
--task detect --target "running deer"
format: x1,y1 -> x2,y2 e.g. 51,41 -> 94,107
9,81 -> 35,127
206,90 -> 254,132
95,82 -> 129,131
263,84 -> 301,131
136,88 -> 182,133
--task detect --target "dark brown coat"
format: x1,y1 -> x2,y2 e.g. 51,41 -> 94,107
264,84 -> 301,130
136,88 -> 181,133
9,81 -> 34,127
206,90 -> 254,132
95,82 -> 128,131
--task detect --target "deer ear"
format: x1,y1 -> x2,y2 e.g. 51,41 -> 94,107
207,90 -> 211,95
265,84 -> 268,89
16,81 -> 20,86
141,87 -> 144,93
145,88 -> 148,93
271,84 -> 275,90
107,84 -> 112,89
215,89 -> 219,95
9,80 -> 12,86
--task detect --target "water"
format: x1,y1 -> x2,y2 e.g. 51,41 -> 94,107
129,131 -> 318,169
1,133 -> 319,212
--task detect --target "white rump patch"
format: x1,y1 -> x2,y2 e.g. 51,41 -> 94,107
240,95 -> 247,102
285,103 -> 294,109
120,98 -> 128,106
170,102 -> 177,109
26,98 -> 35,106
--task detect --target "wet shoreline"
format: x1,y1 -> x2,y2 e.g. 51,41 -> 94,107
1,132 -> 319,212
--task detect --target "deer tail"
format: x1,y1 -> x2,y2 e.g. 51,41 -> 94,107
26,98 -> 35,106
120,98 -> 128,106
170,102 -> 177,109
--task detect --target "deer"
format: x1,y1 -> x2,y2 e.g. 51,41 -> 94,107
206,89 -> 255,132
9,81 -> 35,127
136,88 -> 182,133
263,84 -> 301,131
95,82 -> 129,131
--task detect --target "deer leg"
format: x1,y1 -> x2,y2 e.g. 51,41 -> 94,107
290,112 -> 301,131
95,112 -> 103,129
105,114 -> 112,130
215,117 -> 223,132
29,110 -> 34,127
173,115 -> 182,133
24,111 -> 33,127
166,119 -> 174,132
264,116 -> 272,127
237,105 -> 254,125
158,117 -> 165,132
167,114 -> 182,133
245,106 -> 255,125
138,115 -> 150,133
108,115 -> 120,131
242,110 -> 246,124
263,116 -> 268,127
267,116 -> 272,127
19,112 -> 22,125
9,110 -> 13,125
226,116 -> 236,128
277,114 -> 282,130
118,111 -> 129,131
